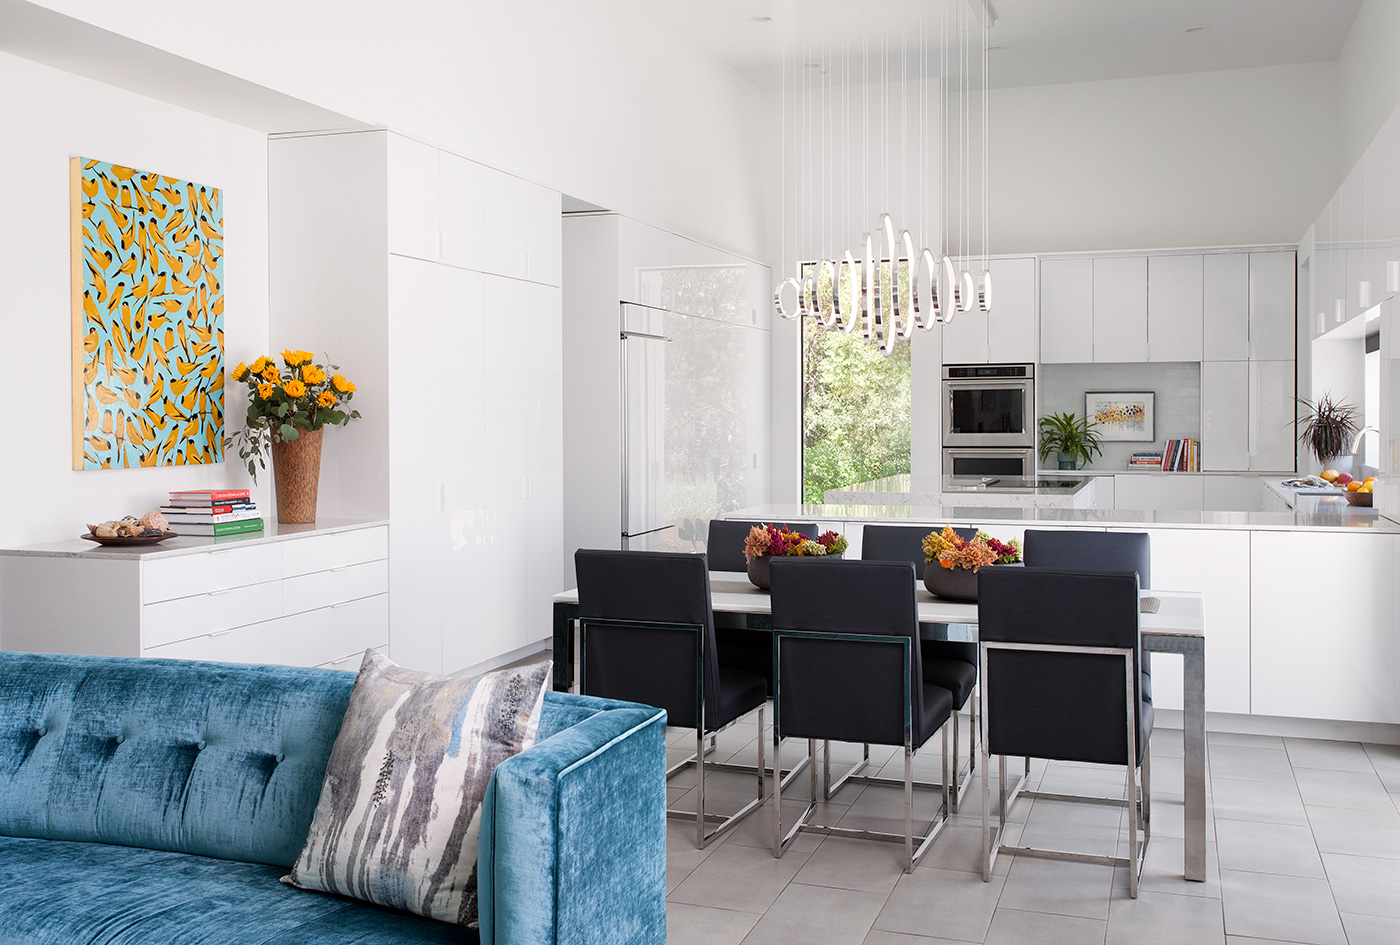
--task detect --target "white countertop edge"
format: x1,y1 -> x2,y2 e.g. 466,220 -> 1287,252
0,518 -> 389,560
725,503 -> 1400,533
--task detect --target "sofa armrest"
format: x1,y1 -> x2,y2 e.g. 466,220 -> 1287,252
477,704 -> 667,945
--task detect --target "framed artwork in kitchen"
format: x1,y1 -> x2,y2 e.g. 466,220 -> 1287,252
1085,391 -> 1154,442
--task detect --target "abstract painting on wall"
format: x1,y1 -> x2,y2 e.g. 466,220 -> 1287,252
1085,391 -> 1155,442
70,157 -> 224,470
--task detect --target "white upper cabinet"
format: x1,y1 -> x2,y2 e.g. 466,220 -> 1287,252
940,293 -> 989,364
1039,257 -> 1094,363
439,151 -> 488,270
1203,253 -> 1249,360
522,182 -> 562,287
440,151 -> 557,284
987,257 -> 1037,364
387,133 -> 440,262
1201,360 -> 1249,471
1147,255 -> 1203,362
1092,256 -> 1148,362
1248,251 -> 1296,361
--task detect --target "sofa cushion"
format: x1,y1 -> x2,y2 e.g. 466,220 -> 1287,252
284,652 -> 551,927
0,835 -> 475,945
0,652 -> 355,868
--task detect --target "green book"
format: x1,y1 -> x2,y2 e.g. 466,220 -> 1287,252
179,518 -> 265,537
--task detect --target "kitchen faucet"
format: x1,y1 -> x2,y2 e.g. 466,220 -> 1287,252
1351,426 -> 1380,468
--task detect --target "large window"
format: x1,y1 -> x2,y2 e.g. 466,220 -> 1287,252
800,261 -> 912,503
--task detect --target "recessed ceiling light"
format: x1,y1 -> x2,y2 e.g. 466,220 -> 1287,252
749,15 -> 772,23
1184,26 -> 1207,33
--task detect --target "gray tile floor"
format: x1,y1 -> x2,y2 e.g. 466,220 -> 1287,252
660,711 -> 1400,945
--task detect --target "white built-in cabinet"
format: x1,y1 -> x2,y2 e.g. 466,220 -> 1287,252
941,256 -> 1037,365
271,130 -> 563,677
1039,258 -> 1094,363
1204,254 -> 1250,360
1202,361 -> 1249,471
1248,252 -> 1297,361
1147,254 -> 1203,362
1092,256 -> 1148,362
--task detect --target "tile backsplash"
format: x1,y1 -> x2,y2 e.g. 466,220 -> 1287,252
1038,362 -> 1201,471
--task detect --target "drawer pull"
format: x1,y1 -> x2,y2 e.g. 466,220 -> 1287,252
330,565 -> 355,573
207,629 -> 234,639
206,588 -> 233,597
207,549 -> 237,556
331,600 -> 355,609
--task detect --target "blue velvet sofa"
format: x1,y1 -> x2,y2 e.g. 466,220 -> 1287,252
0,652 -> 667,945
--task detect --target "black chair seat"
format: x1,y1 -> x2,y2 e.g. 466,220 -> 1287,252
918,684 -> 956,746
922,657 -> 978,708
715,667 -> 768,730
923,638 -> 977,664
716,627 -> 770,692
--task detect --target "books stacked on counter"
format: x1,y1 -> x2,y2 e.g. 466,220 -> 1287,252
1128,451 -> 1163,469
1158,438 -> 1199,472
160,490 -> 264,536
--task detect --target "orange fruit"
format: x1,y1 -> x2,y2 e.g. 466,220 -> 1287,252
1347,480 -> 1363,492
1321,469 -> 1340,482
1359,483 -> 1374,493
1363,477 -> 1376,484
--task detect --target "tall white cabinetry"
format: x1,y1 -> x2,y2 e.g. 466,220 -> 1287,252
270,130 -> 563,676
1148,255 -> 1203,362
1039,258 -> 1094,363
1092,256 -> 1148,362
941,256 -> 1037,365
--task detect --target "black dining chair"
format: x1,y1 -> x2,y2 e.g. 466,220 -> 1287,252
574,549 -> 769,848
977,566 -> 1152,897
861,524 -> 980,811
769,558 -> 953,872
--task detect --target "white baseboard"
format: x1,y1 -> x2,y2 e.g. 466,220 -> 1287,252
450,637 -> 552,678
1154,708 -> 1400,745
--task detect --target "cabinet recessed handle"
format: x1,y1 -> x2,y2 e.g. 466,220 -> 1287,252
331,601 -> 354,609
207,629 -> 234,638
330,565 -> 354,573
206,588 -> 232,597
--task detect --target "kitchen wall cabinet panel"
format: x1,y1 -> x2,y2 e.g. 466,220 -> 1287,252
940,291 -> 989,364
1251,532 -> 1398,724
523,182 -> 563,287
1249,252 -> 1297,361
1112,474 -> 1203,511
1039,258 -> 1094,363
1148,254 -> 1203,362
1248,359 -> 1296,472
1092,256 -> 1148,362
1203,254 -> 1250,361
987,257 -> 1037,364
1202,361 -> 1249,471
387,133 -> 440,263
1202,476 -> 1264,512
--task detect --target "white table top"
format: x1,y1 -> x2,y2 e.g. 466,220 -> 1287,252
554,570 -> 1205,638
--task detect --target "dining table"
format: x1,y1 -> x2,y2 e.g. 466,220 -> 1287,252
551,570 -> 1207,882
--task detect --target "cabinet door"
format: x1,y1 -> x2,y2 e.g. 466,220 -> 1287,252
941,267 -> 989,364
1201,477 -> 1263,512
522,181 -> 562,287
387,133 -> 440,262
987,256 -> 1037,364
1203,253 -> 1249,359
1092,256 -> 1148,362
1147,255 -> 1203,361
1113,474 -> 1203,511
1249,252 -> 1297,361
1202,361 -> 1249,471
1248,359 -> 1296,471
1039,258 -> 1094,363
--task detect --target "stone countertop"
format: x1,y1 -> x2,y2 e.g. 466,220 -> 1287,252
727,503 -> 1400,534
0,519 -> 388,561
831,474 -> 1093,497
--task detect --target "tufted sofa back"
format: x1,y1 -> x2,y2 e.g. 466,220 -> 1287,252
0,652 -> 357,868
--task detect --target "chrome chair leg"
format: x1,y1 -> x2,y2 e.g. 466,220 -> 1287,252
951,708 -> 961,813
695,726 -> 705,849
904,745 -> 914,872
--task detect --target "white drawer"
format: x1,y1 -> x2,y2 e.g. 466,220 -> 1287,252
142,544 -> 283,603
142,594 -> 388,669
282,527 -> 388,577
142,579 -> 282,649
317,644 -> 388,672
282,560 -> 388,616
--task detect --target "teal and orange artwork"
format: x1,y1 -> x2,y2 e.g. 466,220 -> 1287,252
70,157 -> 224,470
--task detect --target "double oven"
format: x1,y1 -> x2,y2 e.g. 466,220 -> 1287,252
942,364 -> 1036,478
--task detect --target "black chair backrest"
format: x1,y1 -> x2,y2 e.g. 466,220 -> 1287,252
861,524 -> 977,569
574,549 -> 718,730
978,566 -> 1145,766
1023,529 -> 1151,588
769,558 -> 923,746
705,519 -> 818,572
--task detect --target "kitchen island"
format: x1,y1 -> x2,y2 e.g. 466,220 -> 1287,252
825,473 -> 1099,509
723,502 -> 1400,741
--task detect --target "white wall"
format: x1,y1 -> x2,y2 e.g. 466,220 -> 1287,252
1337,0 -> 1400,190
0,51 -> 270,555
26,0 -> 771,261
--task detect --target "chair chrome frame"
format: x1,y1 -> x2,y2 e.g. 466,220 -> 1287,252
979,640 -> 1151,896
579,615 -> 765,849
822,692 -> 972,811
771,629 -> 950,873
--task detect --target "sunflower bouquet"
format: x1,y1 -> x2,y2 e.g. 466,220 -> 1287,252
224,349 -> 361,482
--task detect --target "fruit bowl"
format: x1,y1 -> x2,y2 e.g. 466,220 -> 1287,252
1345,490 -> 1374,507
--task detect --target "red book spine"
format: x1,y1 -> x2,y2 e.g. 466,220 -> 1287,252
169,489 -> 251,501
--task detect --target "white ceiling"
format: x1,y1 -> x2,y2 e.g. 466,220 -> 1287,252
649,0 -> 1364,91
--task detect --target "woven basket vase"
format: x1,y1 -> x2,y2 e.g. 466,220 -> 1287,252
271,426 -> 324,524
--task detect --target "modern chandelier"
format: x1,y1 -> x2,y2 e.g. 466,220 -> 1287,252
773,0 -> 995,356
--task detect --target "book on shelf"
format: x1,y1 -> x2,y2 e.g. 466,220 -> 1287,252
1157,439 -> 1199,472
159,508 -> 263,524
164,498 -> 256,510
173,518 -> 265,537
168,489 -> 251,502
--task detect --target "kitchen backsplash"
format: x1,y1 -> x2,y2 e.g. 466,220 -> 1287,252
1038,362 -> 1201,471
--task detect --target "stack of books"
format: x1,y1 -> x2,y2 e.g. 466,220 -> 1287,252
161,489 -> 264,536
1129,451 -> 1163,468
1159,439 -> 1199,472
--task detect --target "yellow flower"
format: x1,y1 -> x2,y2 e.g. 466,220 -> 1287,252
331,373 -> 356,394
255,382 -> 275,399
317,390 -> 337,408
231,362 -> 249,381
260,365 -> 280,383
282,378 -> 307,398
302,364 -> 327,385
249,356 -> 271,374
281,349 -> 314,367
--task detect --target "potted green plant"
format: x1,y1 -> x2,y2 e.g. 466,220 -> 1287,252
1296,392 -> 1359,470
1037,411 -> 1103,470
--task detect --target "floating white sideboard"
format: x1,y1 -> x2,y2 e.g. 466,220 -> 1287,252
0,521 -> 388,672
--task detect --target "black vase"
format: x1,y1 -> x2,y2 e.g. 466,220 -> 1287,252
747,551 -> 843,590
922,560 -> 1018,601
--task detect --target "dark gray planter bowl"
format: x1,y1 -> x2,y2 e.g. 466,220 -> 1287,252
923,560 -> 1020,602
747,551 -> 843,590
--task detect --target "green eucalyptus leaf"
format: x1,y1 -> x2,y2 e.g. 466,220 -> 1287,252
280,424 -> 298,441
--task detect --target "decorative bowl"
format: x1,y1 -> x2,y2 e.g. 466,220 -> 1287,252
81,531 -> 179,546
1344,490 -> 1374,507
747,552 -> 843,590
923,560 -> 1018,601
